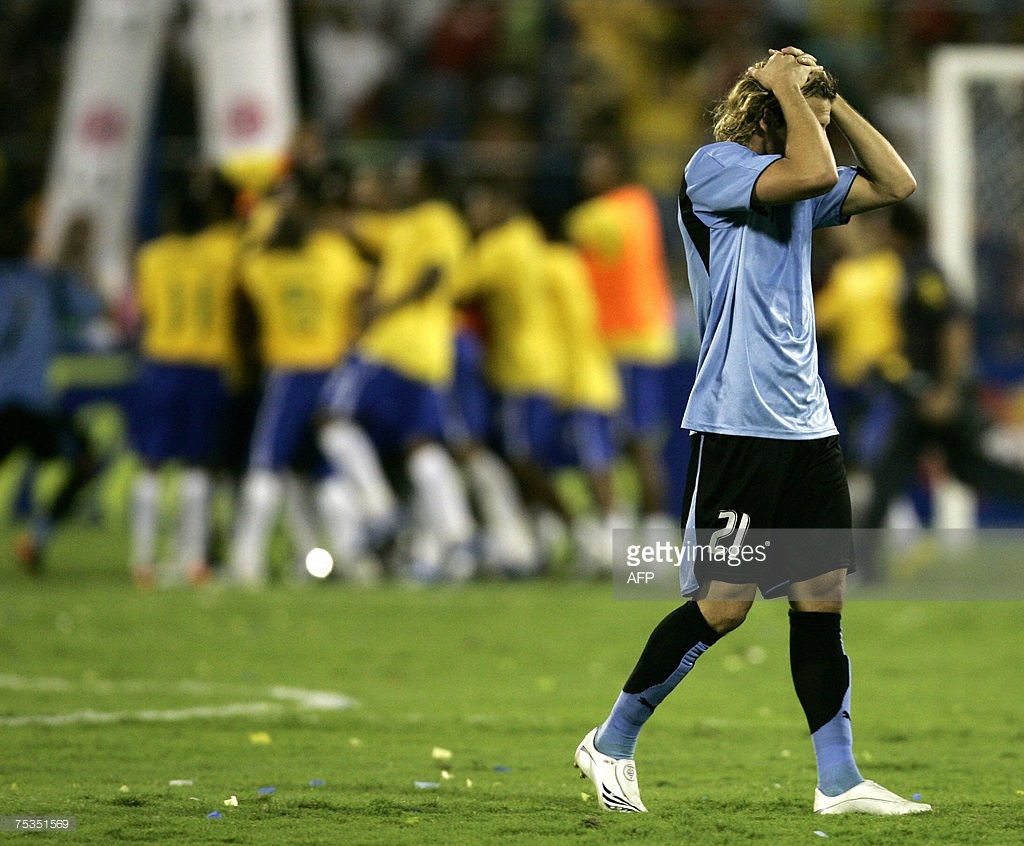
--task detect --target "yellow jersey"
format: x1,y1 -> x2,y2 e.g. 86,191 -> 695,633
815,248 -> 909,387
240,231 -> 368,371
459,215 -> 561,396
545,243 -> 622,412
135,222 -> 242,368
357,200 -> 467,385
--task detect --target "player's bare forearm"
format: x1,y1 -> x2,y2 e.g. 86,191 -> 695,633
832,96 -> 916,214
776,84 -> 839,190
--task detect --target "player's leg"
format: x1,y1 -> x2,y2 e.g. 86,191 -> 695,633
575,580 -> 752,813
444,347 -> 537,576
127,362 -> 178,585
173,367 -> 228,584
176,466 -> 212,583
617,362 -> 673,542
783,437 -> 930,815
600,580 -> 753,756
856,405 -> 924,581
787,569 -> 863,798
9,404 -> 99,574
314,473 -> 382,583
281,471 -> 321,580
576,431 -> 769,812
561,408 -> 621,575
318,358 -> 398,538
791,573 -> 930,815
498,393 -> 571,571
230,468 -> 284,585
229,371 -> 304,585
462,445 -> 538,576
130,464 -> 161,586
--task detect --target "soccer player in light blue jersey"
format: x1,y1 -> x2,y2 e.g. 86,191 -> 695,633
575,47 -> 931,817
1,220 -> 105,574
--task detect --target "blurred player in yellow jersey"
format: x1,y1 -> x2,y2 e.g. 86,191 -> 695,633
460,180 -> 600,573
129,170 -> 240,587
318,154 -> 477,583
566,140 -> 678,543
545,239 -> 628,574
228,172 -> 374,586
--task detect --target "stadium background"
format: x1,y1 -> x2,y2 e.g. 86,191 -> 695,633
2,5 -> 1024,844
3,0 -> 1024,546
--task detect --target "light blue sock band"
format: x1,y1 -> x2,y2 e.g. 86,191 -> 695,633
595,642 -> 711,759
812,686 -> 863,796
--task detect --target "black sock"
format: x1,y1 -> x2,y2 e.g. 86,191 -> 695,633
623,601 -> 722,694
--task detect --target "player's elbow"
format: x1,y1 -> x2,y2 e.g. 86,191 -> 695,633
889,172 -> 918,203
874,170 -> 917,205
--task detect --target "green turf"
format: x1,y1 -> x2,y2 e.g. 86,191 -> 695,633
1,525 -> 1023,845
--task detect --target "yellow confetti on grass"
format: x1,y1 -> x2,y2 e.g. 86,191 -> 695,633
249,731 -> 272,745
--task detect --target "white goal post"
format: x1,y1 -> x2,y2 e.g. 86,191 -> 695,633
929,45 -> 1024,305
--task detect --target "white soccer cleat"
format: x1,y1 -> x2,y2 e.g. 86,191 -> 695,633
814,780 -> 932,815
574,728 -> 647,812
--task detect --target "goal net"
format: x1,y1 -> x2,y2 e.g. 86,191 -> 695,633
929,45 -> 1024,372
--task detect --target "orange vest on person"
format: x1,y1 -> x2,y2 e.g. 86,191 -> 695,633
570,185 -> 675,360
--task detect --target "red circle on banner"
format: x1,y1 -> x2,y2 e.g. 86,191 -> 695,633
79,102 -> 127,146
226,97 -> 267,141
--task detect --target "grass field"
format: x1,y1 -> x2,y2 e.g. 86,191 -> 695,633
2,524 -> 1023,845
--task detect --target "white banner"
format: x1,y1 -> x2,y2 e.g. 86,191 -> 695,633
38,0 -> 175,300
192,0 -> 298,191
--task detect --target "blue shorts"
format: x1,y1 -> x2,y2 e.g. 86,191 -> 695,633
554,408 -> 616,472
320,355 -> 444,454
444,331 -> 492,447
130,361 -> 227,464
617,361 -> 669,439
497,393 -> 558,466
248,369 -> 329,471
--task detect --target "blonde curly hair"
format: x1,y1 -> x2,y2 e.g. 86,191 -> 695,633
711,61 -> 839,145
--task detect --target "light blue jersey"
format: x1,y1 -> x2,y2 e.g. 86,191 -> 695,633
0,261 -> 104,411
677,142 -> 857,439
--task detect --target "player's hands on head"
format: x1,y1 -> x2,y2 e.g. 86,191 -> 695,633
750,47 -> 820,93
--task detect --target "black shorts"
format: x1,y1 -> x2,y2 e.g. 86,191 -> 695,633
0,404 -> 88,463
680,432 -> 854,599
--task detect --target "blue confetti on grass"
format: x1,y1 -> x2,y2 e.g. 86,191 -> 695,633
912,793 -> 922,801
414,781 -> 440,789
493,766 -> 512,773
258,787 -> 276,795
206,811 -> 222,820
308,779 -> 325,787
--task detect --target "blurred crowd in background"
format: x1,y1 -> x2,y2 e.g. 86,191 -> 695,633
3,0 -> 1024,586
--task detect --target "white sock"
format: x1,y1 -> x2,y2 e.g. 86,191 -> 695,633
407,443 -> 475,550
177,468 -> 211,578
319,420 -> 397,529
465,449 -> 536,573
229,469 -> 283,584
465,449 -> 526,528
316,476 -> 363,558
282,473 -> 320,579
130,469 -> 161,573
